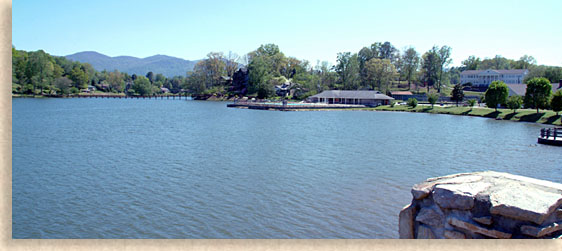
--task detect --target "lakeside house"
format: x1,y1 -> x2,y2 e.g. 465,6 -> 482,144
390,91 -> 414,101
507,80 -> 562,96
308,90 -> 394,106
460,69 -> 528,91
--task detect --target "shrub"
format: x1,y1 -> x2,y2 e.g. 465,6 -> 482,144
551,90 -> 562,116
467,99 -> 477,107
506,95 -> 523,113
427,93 -> 439,108
407,98 -> 418,108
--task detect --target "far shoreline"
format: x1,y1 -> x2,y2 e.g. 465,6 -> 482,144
12,94 -> 562,126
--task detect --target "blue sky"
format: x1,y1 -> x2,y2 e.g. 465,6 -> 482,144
12,0 -> 562,67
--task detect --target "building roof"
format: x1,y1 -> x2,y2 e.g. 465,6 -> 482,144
507,84 -> 527,96
391,91 -> 413,95
461,69 -> 528,75
310,90 -> 394,100
507,83 -> 562,96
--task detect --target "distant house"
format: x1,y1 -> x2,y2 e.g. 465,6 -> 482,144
160,87 -> 170,93
308,90 -> 394,106
275,82 -> 294,97
390,91 -> 413,101
460,69 -> 528,91
507,80 -> 562,96
83,85 -> 96,93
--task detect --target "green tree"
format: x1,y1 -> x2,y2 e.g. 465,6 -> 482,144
407,98 -> 418,108
421,47 -> 439,92
146,71 -> 155,83
107,70 -> 125,92
524,77 -> 552,113
132,76 -> 153,96
402,47 -> 420,91
427,93 -> 439,108
364,58 -> 396,93
513,55 -> 536,69
506,95 -> 523,113
484,81 -> 509,111
461,56 -> 480,70
334,52 -> 360,90
70,65 -> 89,89
53,77 -> 72,95
480,55 -> 511,70
467,99 -> 477,107
551,90 -> 562,116
450,84 -> 464,106
436,45 -> 452,93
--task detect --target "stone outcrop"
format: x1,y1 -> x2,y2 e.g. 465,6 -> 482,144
399,171 -> 562,239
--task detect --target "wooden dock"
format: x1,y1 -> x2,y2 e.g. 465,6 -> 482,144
227,101 -> 366,111
538,128 -> 562,146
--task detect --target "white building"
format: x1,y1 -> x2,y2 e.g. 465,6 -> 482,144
460,69 -> 528,87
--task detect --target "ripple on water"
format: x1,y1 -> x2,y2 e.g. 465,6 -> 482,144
11,99 -> 562,238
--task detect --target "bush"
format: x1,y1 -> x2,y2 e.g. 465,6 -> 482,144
467,99 -> 477,107
551,90 -> 562,115
427,93 -> 439,108
69,87 -> 79,94
506,95 -> 523,112
407,98 -> 418,108
390,100 -> 396,107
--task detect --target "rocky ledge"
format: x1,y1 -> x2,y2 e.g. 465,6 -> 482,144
399,171 -> 562,239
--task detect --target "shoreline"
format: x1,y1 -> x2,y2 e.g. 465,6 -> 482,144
367,105 -> 562,126
13,94 -> 562,126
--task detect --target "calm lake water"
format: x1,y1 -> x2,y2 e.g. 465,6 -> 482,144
12,98 -> 562,238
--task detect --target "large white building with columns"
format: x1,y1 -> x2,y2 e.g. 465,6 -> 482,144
460,69 -> 528,87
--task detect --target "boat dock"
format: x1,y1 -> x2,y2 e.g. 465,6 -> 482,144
538,128 -> 562,146
227,101 -> 366,111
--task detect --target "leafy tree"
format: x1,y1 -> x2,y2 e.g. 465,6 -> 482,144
421,47 -> 439,92
364,58 -> 396,92
450,84 -> 465,106
436,45 -> 452,93
132,76 -> 152,96
407,98 -> 418,108
480,55 -> 511,70
225,51 -> 239,77
334,52 -> 361,90
484,81 -> 509,111
402,47 -> 420,90
427,93 -> 439,108
53,77 -> 72,94
513,55 -> 536,69
107,70 -> 125,92
524,77 -> 552,113
461,56 -> 480,70
146,71 -> 155,83
551,90 -> 562,116
70,65 -> 89,89
506,95 -> 523,113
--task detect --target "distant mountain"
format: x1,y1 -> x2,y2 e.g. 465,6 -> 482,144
65,51 -> 200,77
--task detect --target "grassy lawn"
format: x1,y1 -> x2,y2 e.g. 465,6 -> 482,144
367,105 -> 562,126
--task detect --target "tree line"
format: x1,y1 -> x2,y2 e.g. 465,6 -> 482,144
12,43 -> 562,100
12,46 -> 187,96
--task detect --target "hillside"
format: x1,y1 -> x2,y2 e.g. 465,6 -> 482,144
65,51 -> 199,77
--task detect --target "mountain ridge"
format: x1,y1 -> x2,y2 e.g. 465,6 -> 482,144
65,51 -> 200,77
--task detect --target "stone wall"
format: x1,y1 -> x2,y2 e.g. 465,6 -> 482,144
399,171 -> 562,239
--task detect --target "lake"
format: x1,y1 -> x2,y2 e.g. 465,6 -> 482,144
12,98 -> 562,238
